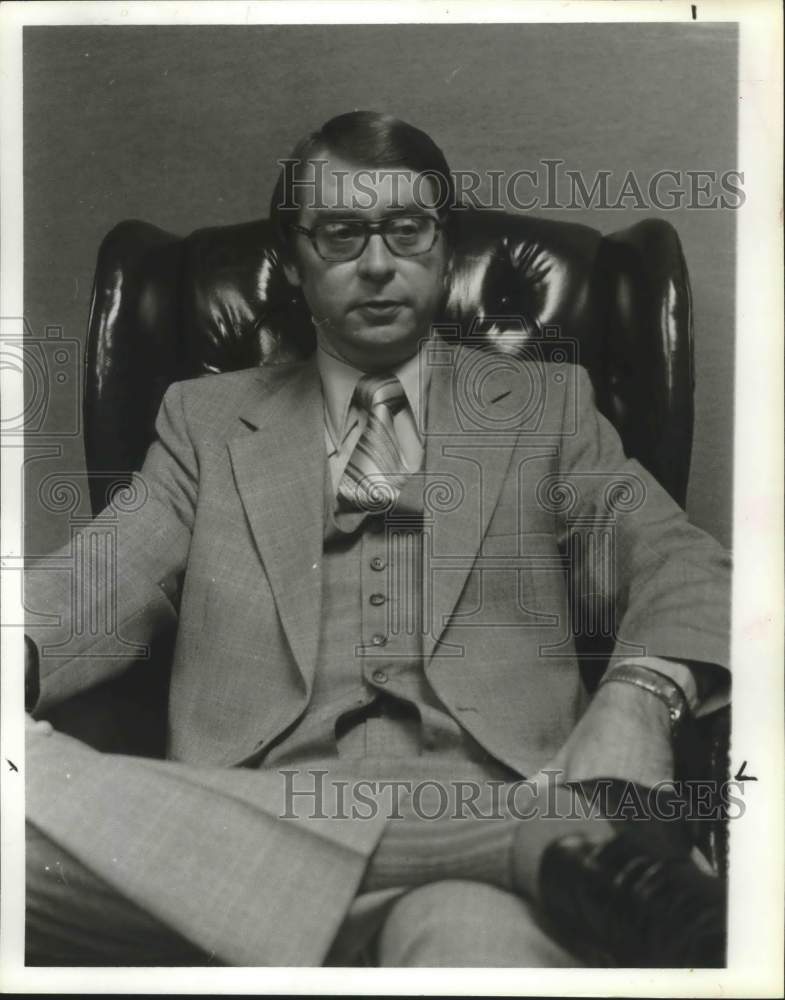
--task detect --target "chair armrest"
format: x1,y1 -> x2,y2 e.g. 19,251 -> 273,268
676,705 -> 731,877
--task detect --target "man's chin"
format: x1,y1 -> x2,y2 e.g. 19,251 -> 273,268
339,326 -> 424,368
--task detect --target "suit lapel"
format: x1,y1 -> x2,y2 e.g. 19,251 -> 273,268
422,343 -> 519,665
228,361 -> 324,697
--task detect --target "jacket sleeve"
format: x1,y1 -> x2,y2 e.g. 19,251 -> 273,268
25,381 -> 199,714
555,365 -> 731,709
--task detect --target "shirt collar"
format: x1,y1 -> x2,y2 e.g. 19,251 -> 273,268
317,340 -> 430,448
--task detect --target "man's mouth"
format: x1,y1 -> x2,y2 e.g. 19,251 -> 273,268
355,299 -> 405,320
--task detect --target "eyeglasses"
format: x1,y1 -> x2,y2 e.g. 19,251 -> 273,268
291,215 -> 441,262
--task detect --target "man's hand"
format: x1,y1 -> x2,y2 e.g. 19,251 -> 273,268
536,679 -> 675,788
25,714 -> 53,736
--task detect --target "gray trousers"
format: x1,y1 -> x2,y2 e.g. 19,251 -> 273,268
26,726 -> 576,967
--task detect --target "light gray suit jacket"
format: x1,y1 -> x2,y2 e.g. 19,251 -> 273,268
26,343 -> 731,777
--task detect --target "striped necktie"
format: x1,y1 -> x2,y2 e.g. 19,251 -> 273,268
337,374 -> 409,511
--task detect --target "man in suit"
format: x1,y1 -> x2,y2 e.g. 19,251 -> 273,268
24,111 -> 731,967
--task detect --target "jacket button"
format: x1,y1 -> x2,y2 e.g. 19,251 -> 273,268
370,556 -> 386,571
369,593 -> 386,606
371,633 -> 387,647
372,669 -> 388,684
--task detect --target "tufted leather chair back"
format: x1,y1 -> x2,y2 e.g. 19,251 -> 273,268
84,209 -> 694,514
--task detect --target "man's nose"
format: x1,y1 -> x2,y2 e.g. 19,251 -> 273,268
356,233 -> 396,281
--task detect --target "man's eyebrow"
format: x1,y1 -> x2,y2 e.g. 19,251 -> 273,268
309,209 -> 365,219
310,207 -> 434,220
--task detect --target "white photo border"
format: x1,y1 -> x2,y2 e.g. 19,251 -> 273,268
1,1 -> 782,995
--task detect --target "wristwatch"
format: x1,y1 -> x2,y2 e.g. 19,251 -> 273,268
598,661 -> 690,734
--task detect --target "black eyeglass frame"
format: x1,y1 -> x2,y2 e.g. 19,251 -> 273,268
290,215 -> 443,262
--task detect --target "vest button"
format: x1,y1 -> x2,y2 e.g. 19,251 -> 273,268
371,633 -> 387,647
370,556 -> 386,571
372,668 -> 388,683
369,593 -> 386,606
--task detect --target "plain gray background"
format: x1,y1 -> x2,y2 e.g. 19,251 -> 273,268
23,23 -> 737,554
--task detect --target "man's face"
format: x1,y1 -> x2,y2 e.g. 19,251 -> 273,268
283,154 -> 450,372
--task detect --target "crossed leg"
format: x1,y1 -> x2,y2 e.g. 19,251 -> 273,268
27,828 -> 578,969
24,723 -> 589,967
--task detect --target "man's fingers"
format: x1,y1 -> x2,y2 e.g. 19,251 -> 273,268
25,715 -> 53,736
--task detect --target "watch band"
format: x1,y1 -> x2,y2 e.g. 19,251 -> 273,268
598,661 -> 690,733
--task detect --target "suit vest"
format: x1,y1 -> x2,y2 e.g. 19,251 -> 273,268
262,461 -> 509,775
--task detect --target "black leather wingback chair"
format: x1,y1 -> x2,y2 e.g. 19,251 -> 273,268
43,208 -> 728,874
83,210 -> 695,513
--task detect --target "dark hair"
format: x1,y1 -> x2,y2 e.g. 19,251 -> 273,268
269,111 -> 456,256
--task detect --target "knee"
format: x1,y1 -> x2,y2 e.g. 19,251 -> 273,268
376,879 -> 577,967
377,880 -> 515,966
